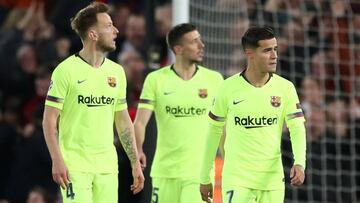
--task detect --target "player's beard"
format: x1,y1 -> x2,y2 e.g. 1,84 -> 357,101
98,43 -> 116,53
98,38 -> 116,53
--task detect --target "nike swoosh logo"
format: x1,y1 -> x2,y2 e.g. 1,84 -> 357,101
164,92 -> 173,95
77,79 -> 86,84
233,100 -> 244,105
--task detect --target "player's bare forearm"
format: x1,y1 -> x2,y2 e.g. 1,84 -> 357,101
134,108 -> 153,152
134,109 -> 152,170
134,122 -> 145,152
116,111 -> 145,193
43,105 -> 70,188
42,106 -> 63,162
118,126 -> 138,165
115,110 -> 139,166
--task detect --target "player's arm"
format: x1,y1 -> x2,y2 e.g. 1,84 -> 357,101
200,119 -> 224,203
219,126 -> 226,158
285,84 -> 306,187
42,105 -> 69,189
200,81 -> 227,203
288,120 -> 306,187
133,108 -> 153,170
215,73 -> 226,158
115,110 -> 144,194
133,72 -> 156,170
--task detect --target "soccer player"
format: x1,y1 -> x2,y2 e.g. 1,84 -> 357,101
42,3 -> 144,203
134,23 -> 223,203
200,26 -> 306,203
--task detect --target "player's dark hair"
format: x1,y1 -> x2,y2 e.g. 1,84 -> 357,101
167,23 -> 197,53
70,2 -> 110,40
241,26 -> 275,51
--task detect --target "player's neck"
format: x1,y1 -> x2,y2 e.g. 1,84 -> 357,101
173,60 -> 197,80
79,45 -> 105,68
244,67 -> 270,87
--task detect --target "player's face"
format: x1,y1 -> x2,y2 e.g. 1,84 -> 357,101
253,38 -> 278,73
178,30 -> 205,63
95,13 -> 119,52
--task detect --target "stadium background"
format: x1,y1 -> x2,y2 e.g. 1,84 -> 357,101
0,0 -> 359,203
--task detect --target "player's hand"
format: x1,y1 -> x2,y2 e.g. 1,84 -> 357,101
138,150 -> 147,171
200,183 -> 213,203
290,164 -> 305,187
131,161 -> 145,194
52,159 -> 70,189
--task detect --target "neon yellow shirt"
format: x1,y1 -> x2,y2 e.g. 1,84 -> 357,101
209,72 -> 306,190
45,54 -> 127,173
138,65 -> 223,179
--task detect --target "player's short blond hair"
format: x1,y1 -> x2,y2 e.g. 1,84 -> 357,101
70,2 -> 109,40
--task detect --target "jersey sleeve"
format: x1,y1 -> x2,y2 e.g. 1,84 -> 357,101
138,72 -> 156,110
208,81 -> 227,127
115,66 -> 128,111
284,82 -> 307,168
45,65 -> 69,110
284,83 -> 305,124
214,72 -> 224,92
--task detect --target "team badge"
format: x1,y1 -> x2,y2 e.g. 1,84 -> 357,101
198,88 -> 208,98
270,96 -> 281,107
107,77 -> 117,87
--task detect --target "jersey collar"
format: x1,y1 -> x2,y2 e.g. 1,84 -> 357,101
170,64 -> 199,79
75,52 -> 105,67
239,69 -> 273,87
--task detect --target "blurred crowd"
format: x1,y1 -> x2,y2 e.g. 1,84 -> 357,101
2,0 -> 360,202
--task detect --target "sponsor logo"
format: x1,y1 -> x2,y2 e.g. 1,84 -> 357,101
78,95 -> 115,107
233,99 -> 244,105
107,77 -> 117,87
270,96 -> 281,107
234,116 -> 278,128
198,88 -> 208,98
77,79 -> 86,84
165,105 -> 207,117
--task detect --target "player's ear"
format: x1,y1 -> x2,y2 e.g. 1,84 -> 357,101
88,30 -> 98,41
244,48 -> 254,59
173,45 -> 182,55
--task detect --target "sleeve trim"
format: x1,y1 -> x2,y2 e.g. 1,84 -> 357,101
209,111 -> 225,122
46,95 -> 64,103
139,99 -> 154,105
287,112 -> 304,120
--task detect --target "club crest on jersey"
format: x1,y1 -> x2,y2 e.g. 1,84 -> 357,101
198,88 -> 208,98
107,77 -> 116,87
270,96 -> 281,107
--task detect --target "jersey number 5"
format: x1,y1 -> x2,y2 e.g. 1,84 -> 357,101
151,187 -> 159,203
